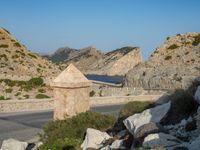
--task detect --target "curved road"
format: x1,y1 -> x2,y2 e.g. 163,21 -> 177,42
0,104 -> 123,143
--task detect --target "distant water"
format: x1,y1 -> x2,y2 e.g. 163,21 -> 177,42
86,74 -> 124,84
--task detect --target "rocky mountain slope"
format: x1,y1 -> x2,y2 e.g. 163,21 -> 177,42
125,32 -> 200,89
48,46 -> 143,76
0,28 -> 60,78
89,47 -> 143,75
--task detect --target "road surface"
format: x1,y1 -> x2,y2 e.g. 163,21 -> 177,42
0,104 -> 123,143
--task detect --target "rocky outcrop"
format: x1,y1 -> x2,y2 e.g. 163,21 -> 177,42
123,101 -> 170,134
81,128 -> 112,150
125,32 -> 200,89
0,27 -> 60,77
47,46 -> 143,76
1,138 -> 28,150
142,133 -> 181,148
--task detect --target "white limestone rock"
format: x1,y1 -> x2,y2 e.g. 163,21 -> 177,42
194,86 -> 200,104
1,138 -> 28,150
110,139 -> 125,149
81,128 -> 112,150
142,133 -> 181,148
123,102 -> 171,134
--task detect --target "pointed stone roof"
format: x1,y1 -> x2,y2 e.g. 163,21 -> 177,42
51,64 -> 91,88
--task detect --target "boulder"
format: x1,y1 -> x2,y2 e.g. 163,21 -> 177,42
81,128 -> 112,150
142,133 -> 181,148
194,86 -> 200,104
1,138 -> 28,150
110,139 -> 125,149
123,102 -> 171,134
133,122 -> 166,147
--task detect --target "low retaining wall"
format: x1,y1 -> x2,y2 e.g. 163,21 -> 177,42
0,95 -> 163,113
0,99 -> 54,113
90,95 -> 163,106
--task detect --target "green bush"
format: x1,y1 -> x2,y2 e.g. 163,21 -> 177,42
89,90 -> 95,97
39,111 -> 116,150
38,88 -> 46,93
168,44 -> 179,50
160,89 -> 198,125
35,94 -> 50,99
119,101 -> 152,120
165,55 -> 172,60
13,42 -> 21,47
192,34 -> 200,46
28,77 -> 44,87
5,88 -> 12,93
0,96 -> 5,100
38,138 -> 82,150
28,53 -> 37,59
0,44 -> 9,48
23,94 -> 29,99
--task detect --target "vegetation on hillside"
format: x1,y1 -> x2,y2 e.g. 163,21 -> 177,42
38,111 -> 116,150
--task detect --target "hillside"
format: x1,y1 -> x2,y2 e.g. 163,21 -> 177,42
88,47 -> 143,75
0,28 -> 60,78
48,46 -> 143,76
125,32 -> 200,89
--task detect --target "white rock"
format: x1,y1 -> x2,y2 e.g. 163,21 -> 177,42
123,102 -> 171,134
81,128 -> 112,150
1,138 -> 28,150
194,86 -> 200,104
110,139 -> 125,149
142,133 -> 181,148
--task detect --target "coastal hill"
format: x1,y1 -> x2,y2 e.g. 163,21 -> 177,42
0,28 -> 60,78
125,32 -> 200,89
46,46 -> 143,76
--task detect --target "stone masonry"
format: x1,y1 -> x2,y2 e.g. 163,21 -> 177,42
51,64 -> 91,120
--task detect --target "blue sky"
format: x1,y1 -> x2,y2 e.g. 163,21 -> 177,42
1,0 -> 200,59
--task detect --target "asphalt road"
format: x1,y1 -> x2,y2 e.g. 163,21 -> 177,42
0,104 -> 123,143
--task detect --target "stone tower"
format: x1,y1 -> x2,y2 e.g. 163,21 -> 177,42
51,64 -> 91,120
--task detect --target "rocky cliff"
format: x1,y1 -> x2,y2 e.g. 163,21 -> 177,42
0,28 -> 60,78
125,32 -> 200,89
89,47 -> 143,75
48,46 -> 143,76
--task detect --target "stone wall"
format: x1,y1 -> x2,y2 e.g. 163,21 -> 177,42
0,99 -> 54,112
0,95 -> 163,112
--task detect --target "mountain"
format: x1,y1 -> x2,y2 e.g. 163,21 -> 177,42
125,32 -> 200,89
43,47 -> 79,63
48,46 -> 143,76
0,27 -> 60,78
88,47 -> 143,75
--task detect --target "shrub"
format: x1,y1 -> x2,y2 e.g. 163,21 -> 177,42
38,138 -> 82,150
39,111 -> 116,150
0,44 -> 9,48
13,42 -> 21,47
23,94 -> 30,99
192,34 -> 200,46
168,44 -> 179,50
165,55 -> 172,60
28,77 -> 44,87
0,96 -> 5,100
119,101 -> 153,120
28,53 -> 37,59
15,92 -> 21,96
35,94 -> 50,99
160,89 -> 198,125
166,37 -> 170,40
89,90 -> 95,97
38,88 -> 46,93
5,88 -> 12,93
